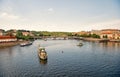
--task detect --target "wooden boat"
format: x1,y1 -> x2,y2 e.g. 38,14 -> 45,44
38,47 -> 47,60
20,41 -> 32,47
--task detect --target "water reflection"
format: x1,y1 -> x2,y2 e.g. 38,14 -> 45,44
99,42 -> 120,48
95,42 -> 120,53
39,59 -> 47,65
38,56 -> 47,65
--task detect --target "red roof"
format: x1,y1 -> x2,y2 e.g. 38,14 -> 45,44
101,29 -> 119,31
101,32 -> 112,34
0,36 -> 16,39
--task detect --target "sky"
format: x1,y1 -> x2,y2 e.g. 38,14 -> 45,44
0,0 -> 120,32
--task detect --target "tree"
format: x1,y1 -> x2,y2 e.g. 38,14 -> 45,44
16,31 -> 22,39
91,34 -> 100,38
103,35 -> 108,38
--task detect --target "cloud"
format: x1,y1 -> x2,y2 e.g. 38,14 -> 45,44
48,8 -> 54,12
83,19 -> 120,30
47,8 -> 54,14
0,12 -> 20,20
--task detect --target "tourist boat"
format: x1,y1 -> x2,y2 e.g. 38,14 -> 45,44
38,47 -> 47,60
20,41 -> 32,47
77,43 -> 83,46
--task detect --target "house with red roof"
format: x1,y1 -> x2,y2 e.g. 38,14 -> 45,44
0,36 -> 17,42
100,29 -> 120,39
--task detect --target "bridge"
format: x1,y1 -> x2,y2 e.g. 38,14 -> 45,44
30,36 -> 84,40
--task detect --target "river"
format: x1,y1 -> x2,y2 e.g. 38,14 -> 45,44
0,39 -> 120,77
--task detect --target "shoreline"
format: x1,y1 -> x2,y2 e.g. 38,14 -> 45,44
83,38 -> 101,42
0,41 -> 26,48
0,38 -> 119,49
82,38 -> 120,42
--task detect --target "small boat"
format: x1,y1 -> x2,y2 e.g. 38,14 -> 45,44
44,38 -> 47,41
20,41 -> 32,47
38,47 -> 47,60
77,43 -> 83,46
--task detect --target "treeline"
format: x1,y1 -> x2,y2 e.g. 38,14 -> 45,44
16,31 -> 32,40
75,34 -> 100,38
16,30 -> 73,40
1,29 -> 100,40
36,31 -> 72,37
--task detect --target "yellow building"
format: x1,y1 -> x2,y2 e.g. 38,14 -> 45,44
100,29 -> 120,39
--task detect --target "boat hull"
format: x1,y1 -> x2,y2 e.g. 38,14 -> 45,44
20,42 -> 32,47
38,53 -> 47,60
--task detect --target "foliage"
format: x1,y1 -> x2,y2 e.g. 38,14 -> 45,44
91,34 -> 100,38
16,31 -> 32,40
103,35 -> 108,38
15,30 -> 72,40
79,34 -> 100,38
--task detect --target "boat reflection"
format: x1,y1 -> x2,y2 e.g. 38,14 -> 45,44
38,56 -> 47,65
39,59 -> 47,65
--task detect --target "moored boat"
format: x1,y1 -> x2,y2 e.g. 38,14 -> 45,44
20,41 -> 32,47
38,47 -> 47,60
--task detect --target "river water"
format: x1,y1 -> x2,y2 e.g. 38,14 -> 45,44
0,39 -> 120,77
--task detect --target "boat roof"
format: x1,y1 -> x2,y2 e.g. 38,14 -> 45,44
39,47 -> 45,50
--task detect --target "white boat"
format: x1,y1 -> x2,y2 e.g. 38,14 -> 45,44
20,41 -> 32,47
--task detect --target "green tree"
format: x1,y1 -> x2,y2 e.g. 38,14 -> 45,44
91,34 -> 100,38
103,35 -> 108,38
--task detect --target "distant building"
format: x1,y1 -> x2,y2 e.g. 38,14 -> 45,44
91,30 -> 101,35
22,32 -> 30,36
0,29 -> 5,36
12,29 -> 17,36
100,29 -> 120,39
0,36 -> 17,42
5,29 -> 17,36
0,31 -> 3,36
29,32 -> 34,37
76,31 -> 90,35
22,31 -> 34,37
114,33 -> 120,39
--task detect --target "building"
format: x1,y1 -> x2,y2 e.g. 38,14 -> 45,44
0,31 -> 3,36
29,32 -> 34,37
100,32 -> 113,39
22,32 -> 30,36
114,33 -> 120,39
6,29 -> 17,36
91,30 -> 101,35
100,29 -> 120,39
0,29 -> 5,36
12,29 -> 17,36
75,31 -> 90,35
0,36 -> 17,42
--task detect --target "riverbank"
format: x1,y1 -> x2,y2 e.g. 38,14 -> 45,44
83,38 -> 101,42
82,38 -> 108,42
82,38 -> 120,42
0,41 -> 26,48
